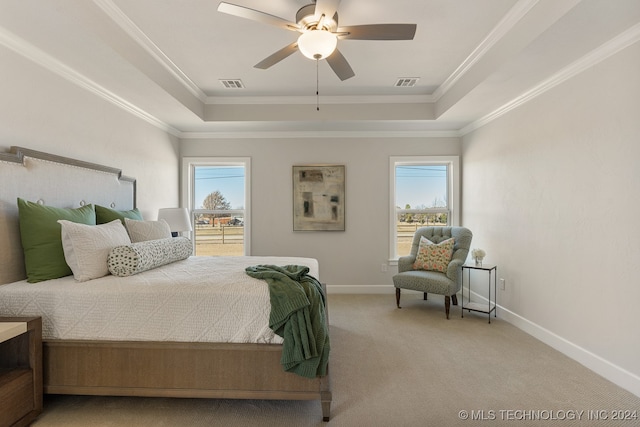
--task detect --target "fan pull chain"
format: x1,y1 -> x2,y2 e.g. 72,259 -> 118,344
316,58 -> 320,111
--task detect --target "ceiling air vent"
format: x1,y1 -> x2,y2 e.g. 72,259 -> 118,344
220,79 -> 245,89
395,77 -> 419,87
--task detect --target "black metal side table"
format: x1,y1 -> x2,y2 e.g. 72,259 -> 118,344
461,263 -> 497,323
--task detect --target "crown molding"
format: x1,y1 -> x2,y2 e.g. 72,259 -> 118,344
460,22 -> 640,136
93,0 -> 208,103
432,0 -> 540,102
206,94 -> 435,105
178,129 -> 462,140
0,26 -> 181,137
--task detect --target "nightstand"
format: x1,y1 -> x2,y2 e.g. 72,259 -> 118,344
0,317 -> 42,427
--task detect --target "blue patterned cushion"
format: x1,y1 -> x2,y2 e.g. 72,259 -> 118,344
107,237 -> 192,277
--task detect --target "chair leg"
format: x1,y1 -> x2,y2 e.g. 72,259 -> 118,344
451,294 -> 458,306
423,292 -> 428,300
445,295 -> 451,319
395,288 -> 401,309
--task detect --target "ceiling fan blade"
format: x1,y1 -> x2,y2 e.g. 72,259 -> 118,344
337,24 -> 417,40
254,42 -> 299,69
314,0 -> 341,22
326,48 -> 355,81
218,2 -> 300,32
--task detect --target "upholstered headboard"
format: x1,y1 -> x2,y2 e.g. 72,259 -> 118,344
0,146 -> 136,285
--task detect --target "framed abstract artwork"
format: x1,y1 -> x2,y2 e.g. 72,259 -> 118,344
292,165 -> 345,231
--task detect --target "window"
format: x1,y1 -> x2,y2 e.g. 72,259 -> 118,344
389,156 -> 459,261
182,157 -> 251,256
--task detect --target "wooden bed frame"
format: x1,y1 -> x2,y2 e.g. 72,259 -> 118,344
0,147 -> 332,421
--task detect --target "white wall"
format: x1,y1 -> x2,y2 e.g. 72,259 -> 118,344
461,42 -> 640,395
0,46 -> 179,218
180,137 -> 461,292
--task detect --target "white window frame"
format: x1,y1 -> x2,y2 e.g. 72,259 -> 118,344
389,156 -> 460,263
181,157 -> 251,255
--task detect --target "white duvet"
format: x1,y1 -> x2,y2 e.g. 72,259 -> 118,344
0,256 -> 319,344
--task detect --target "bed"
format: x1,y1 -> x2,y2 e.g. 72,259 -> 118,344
0,146 -> 332,421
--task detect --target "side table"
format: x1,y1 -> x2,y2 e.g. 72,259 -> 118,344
461,264 -> 497,323
0,317 -> 43,427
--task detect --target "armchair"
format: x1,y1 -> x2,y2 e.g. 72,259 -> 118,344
393,226 -> 473,319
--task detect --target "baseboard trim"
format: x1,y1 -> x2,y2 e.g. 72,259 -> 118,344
466,290 -> 640,398
327,284 -> 640,398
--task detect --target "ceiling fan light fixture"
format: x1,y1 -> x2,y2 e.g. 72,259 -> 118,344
297,29 -> 337,60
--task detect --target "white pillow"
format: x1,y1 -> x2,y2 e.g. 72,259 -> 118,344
57,219 -> 132,282
124,218 -> 172,242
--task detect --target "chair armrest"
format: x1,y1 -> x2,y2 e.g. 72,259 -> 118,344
397,255 -> 416,273
446,259 -> 464,282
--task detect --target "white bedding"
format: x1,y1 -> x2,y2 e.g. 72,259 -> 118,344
0,256 -> 319,344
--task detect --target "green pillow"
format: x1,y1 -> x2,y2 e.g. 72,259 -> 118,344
96,205 -> 143,225
17,198 -> 96,283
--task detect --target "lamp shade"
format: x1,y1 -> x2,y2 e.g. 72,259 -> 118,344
157,208 -> 192,233
297,29 -> 337,60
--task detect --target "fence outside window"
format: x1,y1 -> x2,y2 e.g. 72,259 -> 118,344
395,208 -> 450,256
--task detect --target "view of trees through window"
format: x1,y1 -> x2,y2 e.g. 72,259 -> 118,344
395,164 -> 449,257
193,165 -> 246,256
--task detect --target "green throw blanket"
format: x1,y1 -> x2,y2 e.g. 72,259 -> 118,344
245,264 -> 330,378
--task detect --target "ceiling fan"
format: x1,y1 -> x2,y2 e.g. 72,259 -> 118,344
217,0 -> 417,81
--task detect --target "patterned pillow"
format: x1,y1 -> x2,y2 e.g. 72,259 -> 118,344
107,237 -> 192,277
412,236 -> 455,273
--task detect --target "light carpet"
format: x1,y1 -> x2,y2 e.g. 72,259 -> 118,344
32,294 -> 640,426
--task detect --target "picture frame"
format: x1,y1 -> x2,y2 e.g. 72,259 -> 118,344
292,165 -> 345,231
